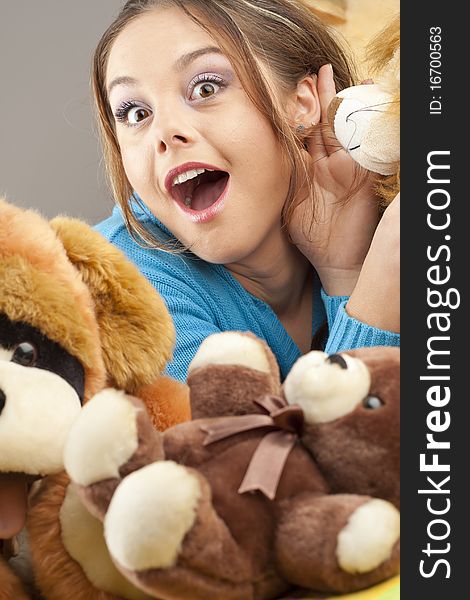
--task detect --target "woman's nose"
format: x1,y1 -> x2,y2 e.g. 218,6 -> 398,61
156,132 -> 190,155
152,109 -> 195,154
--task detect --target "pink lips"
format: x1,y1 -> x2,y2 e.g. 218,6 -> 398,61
165,162 -> 230,224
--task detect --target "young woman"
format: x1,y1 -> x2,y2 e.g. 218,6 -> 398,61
93,0 -> 400,381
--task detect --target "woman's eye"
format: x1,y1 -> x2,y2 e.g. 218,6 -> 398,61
189,75 -> 226,101
114,101 -> 151,126
191,81 -> 219,100
12,342 -> 38,367
127,106 -> 151,124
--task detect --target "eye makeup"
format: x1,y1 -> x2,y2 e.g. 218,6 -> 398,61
114,100 -> 149,124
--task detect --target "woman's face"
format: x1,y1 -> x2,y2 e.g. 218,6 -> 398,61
106,6 -> 292,264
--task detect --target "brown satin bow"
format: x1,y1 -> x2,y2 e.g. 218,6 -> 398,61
201,395 -> 304,500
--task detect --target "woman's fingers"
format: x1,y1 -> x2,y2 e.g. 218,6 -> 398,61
307,64 -> 344,160
311,70 -> 375,160
317,64 -> 337,123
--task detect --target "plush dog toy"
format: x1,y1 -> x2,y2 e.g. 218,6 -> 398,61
0,198 -> 190,599
328,15 -> 400,206
64,332 -> 400,600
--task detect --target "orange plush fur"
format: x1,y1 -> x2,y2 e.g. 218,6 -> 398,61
0,556 -> 30,600
366,16 -> 400,205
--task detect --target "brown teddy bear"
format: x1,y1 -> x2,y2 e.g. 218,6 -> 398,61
64,331 -> 400,600
0,198 -> 190,599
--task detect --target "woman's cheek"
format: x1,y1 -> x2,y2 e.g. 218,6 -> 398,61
122,146 -> 152,191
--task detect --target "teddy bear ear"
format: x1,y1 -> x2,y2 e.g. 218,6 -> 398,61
187,332 -> 282,419
50,217 -> 175,393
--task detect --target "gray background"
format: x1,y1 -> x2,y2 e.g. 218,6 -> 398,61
0,1 -> 123,224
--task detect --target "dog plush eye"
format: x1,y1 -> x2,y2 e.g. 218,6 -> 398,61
362,395 -> 384,410
12,342 -> 38,367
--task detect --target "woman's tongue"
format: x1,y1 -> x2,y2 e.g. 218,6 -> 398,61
190,176 -> 227,211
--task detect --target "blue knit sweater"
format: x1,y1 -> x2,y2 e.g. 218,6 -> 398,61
95,205 -> 400,381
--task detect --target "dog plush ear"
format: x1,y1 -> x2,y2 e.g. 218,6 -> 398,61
50,217 -> 175,393
0,199 -> 106,401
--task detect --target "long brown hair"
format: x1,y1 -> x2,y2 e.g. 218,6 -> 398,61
92,0 -> 356,247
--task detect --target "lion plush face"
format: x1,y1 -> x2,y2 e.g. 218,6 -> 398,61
328,16 -> 400,206
328,80 -> 399,177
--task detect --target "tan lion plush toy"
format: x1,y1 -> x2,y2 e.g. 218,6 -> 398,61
64,332 -> 400,600
328,15 -> 400,207
0,198 -> 190,599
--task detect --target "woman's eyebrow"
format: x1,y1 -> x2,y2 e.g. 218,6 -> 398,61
108,76 -> 138,95
107,47 -> 223,95
174,46 -> 223,72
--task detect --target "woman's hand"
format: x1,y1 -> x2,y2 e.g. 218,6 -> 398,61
288,64 -> 380,296
346,193 -> 400,333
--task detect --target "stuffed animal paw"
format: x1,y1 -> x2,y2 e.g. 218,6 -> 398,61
65,332 -> 400,600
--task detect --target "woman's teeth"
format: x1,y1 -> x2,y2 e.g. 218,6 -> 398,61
172,167 -> 213,187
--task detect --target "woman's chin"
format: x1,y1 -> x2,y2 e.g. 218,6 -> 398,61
187,241 -> 253,266
192,249 -> 244,265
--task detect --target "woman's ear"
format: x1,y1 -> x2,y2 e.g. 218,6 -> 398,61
288,75 -> 321,127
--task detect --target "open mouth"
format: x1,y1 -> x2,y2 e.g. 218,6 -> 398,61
170,169 -> 230,212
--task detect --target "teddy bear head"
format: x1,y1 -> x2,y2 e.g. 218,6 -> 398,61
283,346 -> 400,507
0,198 -> 176,539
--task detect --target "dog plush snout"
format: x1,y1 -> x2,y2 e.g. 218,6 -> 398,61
0,388 -> 6,415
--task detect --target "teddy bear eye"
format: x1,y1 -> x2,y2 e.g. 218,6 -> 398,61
12,342 -> 38,367
326,354 -> 348,369
362,395 -> 384,410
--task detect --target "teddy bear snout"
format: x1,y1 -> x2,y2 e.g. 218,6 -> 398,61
283,351 -> 371,424
0,387 -> 6,415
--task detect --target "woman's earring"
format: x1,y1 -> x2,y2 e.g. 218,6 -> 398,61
296,122 -> 317,133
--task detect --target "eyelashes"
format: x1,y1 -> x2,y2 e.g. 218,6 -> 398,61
114,100 -> 149,125
188,73 -> 226,100
113,73 -> 228,127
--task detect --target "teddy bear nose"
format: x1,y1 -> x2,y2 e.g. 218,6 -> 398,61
0,388 -> 6,415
